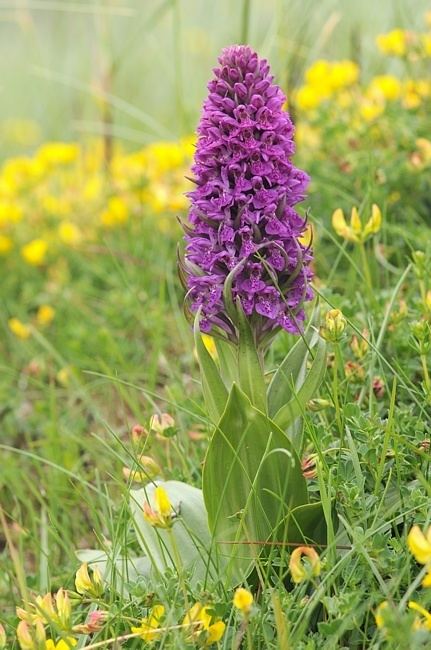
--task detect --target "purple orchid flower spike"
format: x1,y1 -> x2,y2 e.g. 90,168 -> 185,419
180,45 -> 313,346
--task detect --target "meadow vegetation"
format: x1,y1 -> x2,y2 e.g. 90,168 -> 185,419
1,2 -> 431,649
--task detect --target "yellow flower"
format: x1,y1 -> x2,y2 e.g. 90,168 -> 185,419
0,234 -> 12,254
233,587 -> 253,615
359,98 -> 385,122
9,318 -> 31,340
0,200 -> 23,226
408,601 -> 431,631
21,239 -> 48,266
407,524 -> 431,565
45,640 -> 77,650
426,10 -> 431,28
58,221 -> 82,246
182,603 -> 225,646
328,60 -> 359,90
367,75 -> 401,101
143,486 -> 174,528
332,205 -> 381,243
100,196 -> 128,228
75,563 -> 104,597
37,142 -> 79,167
421,34 -> 431,57
131,605 -> 165,643
374,601 -> 389,629
289,546 -> 321,583
36,305 -> 55,327
376,29 -> 408,56
294,85 -> 322,111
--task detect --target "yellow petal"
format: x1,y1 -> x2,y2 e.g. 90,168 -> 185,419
350,206 -> 362,235
407,525 -> 431,565
422,570 -> 431,588
205,620 -> 226,645
154,486 -> 172,518
363,204 -> 382,238
332,208 -> 357,242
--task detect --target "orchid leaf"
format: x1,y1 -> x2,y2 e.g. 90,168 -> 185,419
202,383 -> 307,584
268,310 -> 320,418
236,299 -> 267,413
194,311 -> 228,423
273,337 -> 327,433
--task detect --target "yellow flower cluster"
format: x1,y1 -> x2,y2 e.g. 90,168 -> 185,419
0,135 -> 194,268
295,59 -> 359,111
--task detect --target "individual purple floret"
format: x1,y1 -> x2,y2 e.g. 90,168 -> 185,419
180,45 -> 313,343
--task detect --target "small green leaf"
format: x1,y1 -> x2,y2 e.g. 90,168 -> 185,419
236,299 -> 267,413
194,311 -> 228,423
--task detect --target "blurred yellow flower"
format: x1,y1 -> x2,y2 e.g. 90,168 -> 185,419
9,318 -> 31,340
0,200 -> 23,226
36,305 -> 55,327
295,85 -> 322,111
21,238 -> 48,266
289,546 -> 321,583
421,34 -> 431,56
131,605 -> 165,642
367,75 -> 401,101
426,10 -> 431,28
0,234 -> 12,254
408,601 -> 431,631
37,142 -> 79,167
100,196 -> 128,228
376,29 -> 408,56
58,221 -> 82,245
407,524 -> 431,565
359,98 -> 385,122
374,601 -> 389,629
233,587 -> 253,614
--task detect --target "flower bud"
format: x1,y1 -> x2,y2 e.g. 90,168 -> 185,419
55,589 -> 71,629
412,250 -> 426,278
372,376 -> 385,399
123,455 -> 162,483
131,424 -> 149,444
73,610 -> 107,634
344,361 -> 366,383
149,413 -> 176,438
350,329 -> 369,359
320,309 -> 346,342
306,398 -> 332,412
143,486 -> 174,529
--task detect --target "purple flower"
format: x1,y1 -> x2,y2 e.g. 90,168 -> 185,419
181,45 -> 313,342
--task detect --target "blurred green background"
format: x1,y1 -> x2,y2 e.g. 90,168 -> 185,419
1,0 -> 429,154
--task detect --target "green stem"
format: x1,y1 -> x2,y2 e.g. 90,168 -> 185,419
167,527 -> 189,610
240,0 -> 251,44
420,353 -> 431,396
332,343 -> 343,437
358,241 -> 373,303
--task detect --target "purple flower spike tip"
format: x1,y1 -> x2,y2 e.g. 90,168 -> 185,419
181,45 -> 313,343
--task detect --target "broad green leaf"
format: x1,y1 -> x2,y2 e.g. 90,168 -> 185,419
283,501 -> 328,546
268,313 -> 320,418
202,384 -> 307,583
130,480 -> 218,587
273,337 -> 327,432
215,338 -> 238,389
236,300 -> 267,413
194,312 -> 228,423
